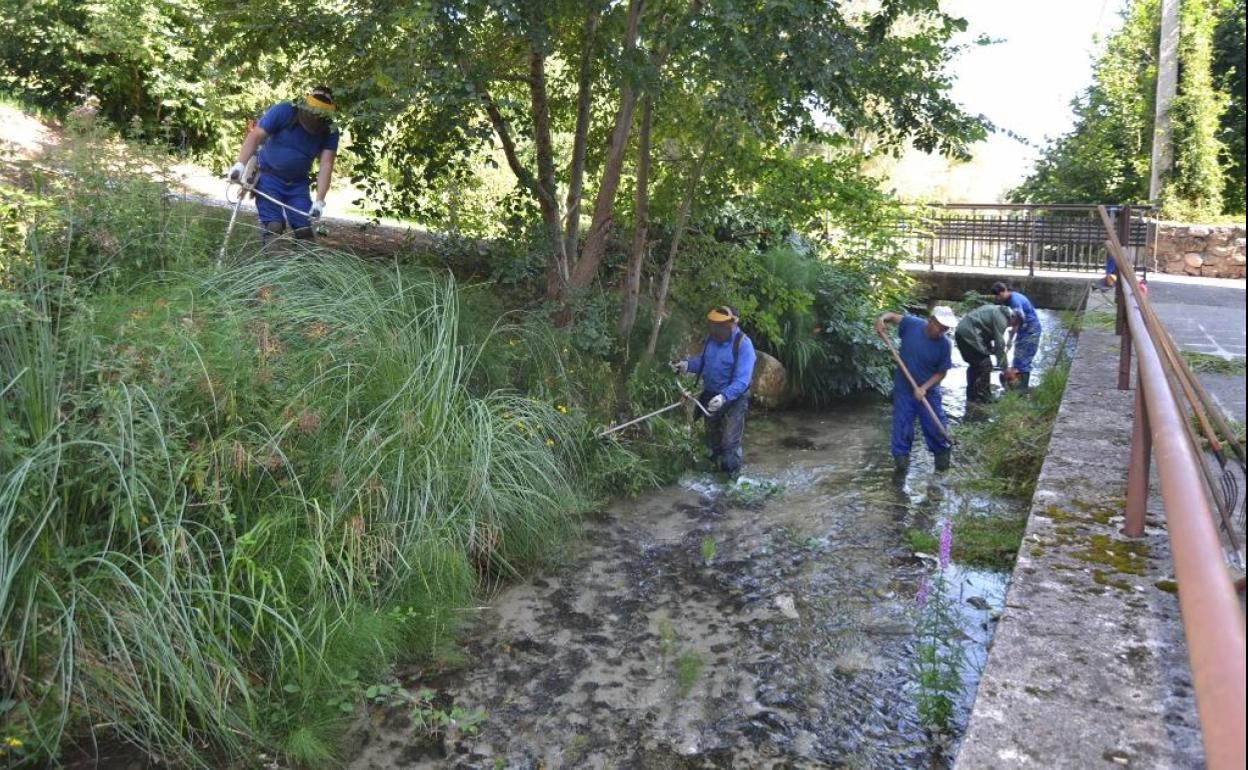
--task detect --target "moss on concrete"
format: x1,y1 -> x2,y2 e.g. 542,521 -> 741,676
1074,534 -> 1150,576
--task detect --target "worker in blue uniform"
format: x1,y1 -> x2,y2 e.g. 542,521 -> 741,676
992,281 -> 1042,394
672,306 -> 757,477
229,86 -> 340,242
876,306 -> 957,474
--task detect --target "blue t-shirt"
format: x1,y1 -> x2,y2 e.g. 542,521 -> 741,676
896,315 -> 953,389
1006,291 -> 1041,330
688,330 -> 756,402
256,102 -> 340,181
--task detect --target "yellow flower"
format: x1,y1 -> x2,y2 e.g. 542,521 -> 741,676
555,404 -> 569,414
546,438 -> 556,446
5,737 -> 22,748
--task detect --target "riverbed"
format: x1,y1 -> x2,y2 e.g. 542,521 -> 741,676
347,309 -> 1070,769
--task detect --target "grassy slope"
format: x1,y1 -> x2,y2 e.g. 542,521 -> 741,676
1,124 -> 678,768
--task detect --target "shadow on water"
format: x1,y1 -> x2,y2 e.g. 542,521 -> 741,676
348,311 -> 1069,770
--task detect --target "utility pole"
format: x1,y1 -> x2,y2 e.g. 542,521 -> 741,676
1149,0 -> 1181,202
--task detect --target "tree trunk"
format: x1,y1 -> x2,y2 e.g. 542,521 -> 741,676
564,9 -> 601,262
619,95 -> 654,336
646,147 -> 709,357
566,0 -> 645,291
529,51 -> 569,299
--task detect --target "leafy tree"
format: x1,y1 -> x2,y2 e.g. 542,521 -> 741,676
1012,0 -> 1241,217
1009,0 -> 1159,206
0,0 -> 286,154
216,0 -> 984,306
1212,0 -> 1245,213
1162,0 -> 1227,219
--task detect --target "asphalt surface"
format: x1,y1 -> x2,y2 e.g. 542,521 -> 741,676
1146,278 -> 1246,423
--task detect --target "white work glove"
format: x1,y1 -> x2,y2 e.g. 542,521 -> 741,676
228,161 -> 246,181
670,360 -> 688,375
706,394 -> 726,414
310,199 -> 326,219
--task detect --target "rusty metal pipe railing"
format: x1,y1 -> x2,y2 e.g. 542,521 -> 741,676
1099,206 -> 1246,770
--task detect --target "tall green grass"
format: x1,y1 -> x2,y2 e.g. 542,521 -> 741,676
1,186 -> 638,766
956,363 -> 1071,499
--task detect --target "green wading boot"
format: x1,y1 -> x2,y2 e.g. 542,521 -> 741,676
893,454 -> 910,475
934,450 -> 952,472
1018,371 -> 1032,396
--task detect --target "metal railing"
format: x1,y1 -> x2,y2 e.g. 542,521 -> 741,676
1100,205 -> 1246,770
888,203 -> 1154,273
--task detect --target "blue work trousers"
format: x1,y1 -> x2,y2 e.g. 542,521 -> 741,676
891,385 -> 950,457
1013,323 -> 1042,373
255,172 -> 313,230
701,390 -> 749,473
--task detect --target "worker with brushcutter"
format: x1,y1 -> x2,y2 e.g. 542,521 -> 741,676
991,281 -> 1042,394
671,306 -> 756,478
875,307 -> 957,474
228,86 -> 339,243
955,305 -> 1023,406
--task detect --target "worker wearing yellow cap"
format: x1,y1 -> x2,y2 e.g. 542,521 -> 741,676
229,86 -> 339,242
671,306 -> 757,477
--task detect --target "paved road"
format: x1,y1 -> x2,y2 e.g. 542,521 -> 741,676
1087,277 -> 1245,422
1145,277 -> 1246,423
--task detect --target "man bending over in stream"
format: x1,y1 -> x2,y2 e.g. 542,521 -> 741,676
876,307 -> 957,475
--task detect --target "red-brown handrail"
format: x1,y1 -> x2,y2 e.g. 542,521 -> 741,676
1100,205 -> 1246,770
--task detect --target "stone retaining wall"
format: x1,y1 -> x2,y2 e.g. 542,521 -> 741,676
1151,222 -> 1246,279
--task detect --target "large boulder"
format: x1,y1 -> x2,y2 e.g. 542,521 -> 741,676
751,351 -> 789,408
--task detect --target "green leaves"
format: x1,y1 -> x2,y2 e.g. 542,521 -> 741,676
1012,0 -> 1242,216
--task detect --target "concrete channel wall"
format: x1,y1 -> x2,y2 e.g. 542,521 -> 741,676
955,324 -> 1204,768
910,269 -> 1092,310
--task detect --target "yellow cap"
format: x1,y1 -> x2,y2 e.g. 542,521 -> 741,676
707,306 -> 737,323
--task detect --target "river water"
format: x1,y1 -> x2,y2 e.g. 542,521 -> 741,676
348,309 -> 1070,770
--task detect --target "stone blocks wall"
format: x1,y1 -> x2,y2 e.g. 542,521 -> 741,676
1152,222 -> 1246,279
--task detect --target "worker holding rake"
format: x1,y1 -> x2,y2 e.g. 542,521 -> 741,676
876,306 -> 957,475
228,86 -> 340,243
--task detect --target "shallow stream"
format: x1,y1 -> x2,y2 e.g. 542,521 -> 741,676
348,309 -> 1069,770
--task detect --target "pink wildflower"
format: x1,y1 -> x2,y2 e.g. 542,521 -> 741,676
939,518 -> 953,570
916,576 -> 930,609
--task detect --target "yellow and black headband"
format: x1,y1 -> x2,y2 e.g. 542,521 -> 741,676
304,94 -> 336,113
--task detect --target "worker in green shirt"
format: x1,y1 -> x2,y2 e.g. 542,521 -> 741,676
954,305 -> 1022,405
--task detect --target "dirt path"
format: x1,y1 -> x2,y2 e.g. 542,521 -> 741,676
0,103 -> 439,258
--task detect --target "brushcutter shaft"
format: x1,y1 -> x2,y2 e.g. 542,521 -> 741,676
598,401 -> 684,438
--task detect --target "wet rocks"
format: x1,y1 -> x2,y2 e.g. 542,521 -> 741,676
773,594 -> 800,620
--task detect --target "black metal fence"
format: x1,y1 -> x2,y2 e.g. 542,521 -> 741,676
888,204 -> 1155,273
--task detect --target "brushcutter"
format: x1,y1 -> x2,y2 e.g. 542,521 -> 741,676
216,158 -> 322,266
597,377 -> 710,438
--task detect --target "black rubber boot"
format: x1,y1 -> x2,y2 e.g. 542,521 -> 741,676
1018,371 -> 1032,395
893,454 -> 910,475
934,450 -> 952,472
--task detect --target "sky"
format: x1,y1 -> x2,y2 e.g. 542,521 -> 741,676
883,0 -> 1131,202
